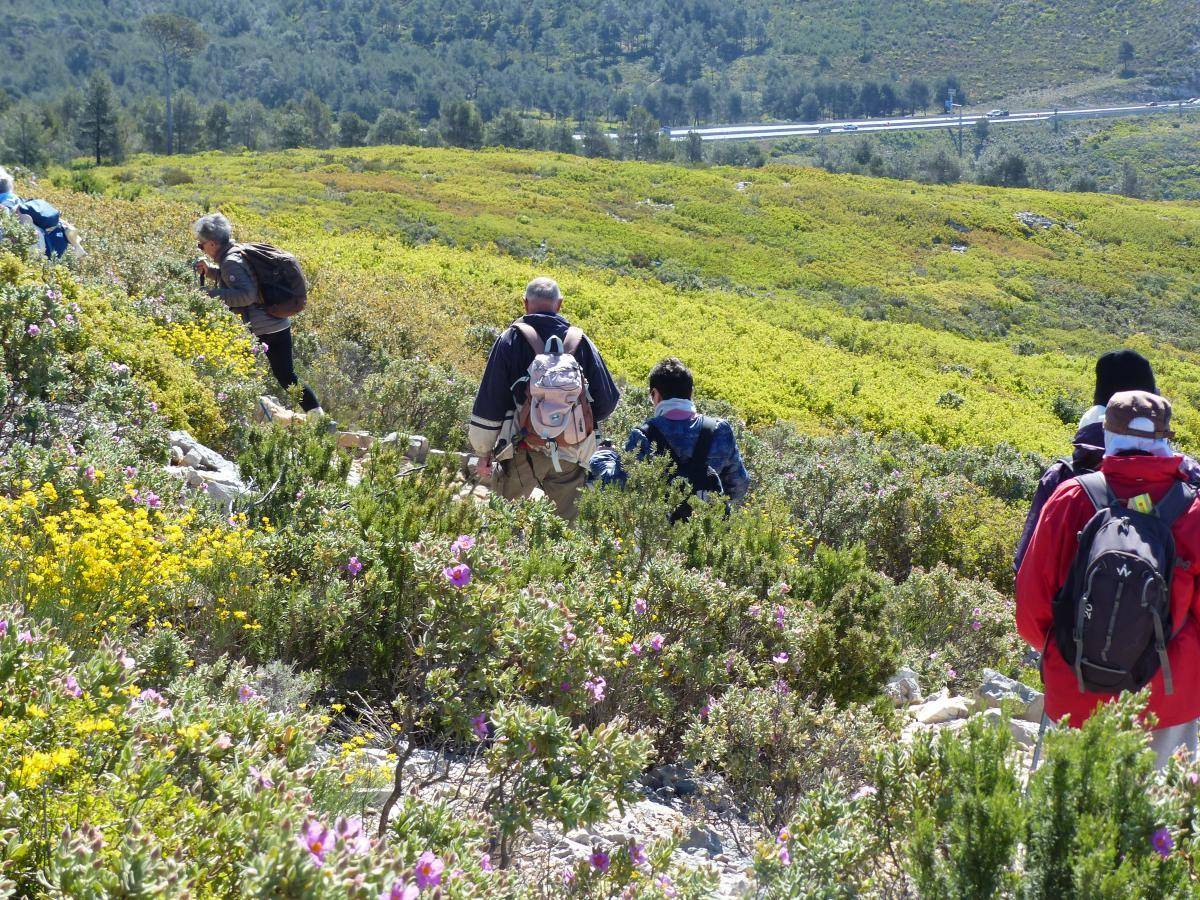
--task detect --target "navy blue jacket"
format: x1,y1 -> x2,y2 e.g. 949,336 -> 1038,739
468,313 -> 620,457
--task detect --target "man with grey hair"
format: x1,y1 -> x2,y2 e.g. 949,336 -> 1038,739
192,212 -> 322,412
469,276 -> 619,520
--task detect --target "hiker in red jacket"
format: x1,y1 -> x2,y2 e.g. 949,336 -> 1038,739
1016,390 -> 1200,767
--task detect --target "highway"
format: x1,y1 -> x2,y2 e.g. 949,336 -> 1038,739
664,99 -> 1200,142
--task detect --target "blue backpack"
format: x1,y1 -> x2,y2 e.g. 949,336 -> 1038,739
16,199 -> 69,258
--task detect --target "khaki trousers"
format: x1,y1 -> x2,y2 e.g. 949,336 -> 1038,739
493,446 -> 587,522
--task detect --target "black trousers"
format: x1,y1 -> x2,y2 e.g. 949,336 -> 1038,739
258,327 -> 321,412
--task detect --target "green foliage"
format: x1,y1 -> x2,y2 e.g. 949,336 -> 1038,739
483,703 -> 651,864
756,698 -> 1199,898
685,687 -> 888,831
891,564 -> 1022,686
1022,695 -> 1190,899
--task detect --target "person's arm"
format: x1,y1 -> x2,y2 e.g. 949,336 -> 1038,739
1015,484 -> 1084,649
624,426 -> 652,460
714,422 -> 750,503
580,336 -> 620,423
207,257 -> 259,309
469,331 -> 515,458
1014,463 -> 1067,574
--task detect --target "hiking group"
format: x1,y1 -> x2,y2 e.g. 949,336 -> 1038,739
8,171 -> 1198,768
468,276 -> 748,522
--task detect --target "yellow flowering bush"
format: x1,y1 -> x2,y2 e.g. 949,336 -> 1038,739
158,319 -> 259,380
0,482 -> 265,647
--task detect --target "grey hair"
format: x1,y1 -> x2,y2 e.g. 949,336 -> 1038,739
524,276 -> 562,305
192,212 -> 233,244
0,168 -> 13,194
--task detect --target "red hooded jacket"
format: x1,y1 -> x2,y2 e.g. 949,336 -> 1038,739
1016,453 -> 1200,729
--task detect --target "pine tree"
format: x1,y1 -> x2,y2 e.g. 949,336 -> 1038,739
6,106 -> 49,168
80,73 -> 120,165
140,13 -> 207,155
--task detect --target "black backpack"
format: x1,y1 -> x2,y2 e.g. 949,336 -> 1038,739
236,243 -> 308,318
641,417 -> 723,522
1051,472 -> 1196,696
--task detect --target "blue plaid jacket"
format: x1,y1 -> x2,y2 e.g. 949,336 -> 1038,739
625,414 -> 750,502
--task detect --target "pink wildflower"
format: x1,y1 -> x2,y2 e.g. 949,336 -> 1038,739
748,604 -> 761,618
1152,827 -> 1174,858
480,852 -> 494,872
584,675 -> 607,703
249,765 -> 274,789
443,563 -> 472,589
779,844 -> 792,866
451,534 -> 476,556
630,641 -> 642,657
84,465 -> 96,481
414,851 -> 445,889
383,883 -> 419,900
634,597 -> 647,615
299,820 -> 332,865
0,620 -> 6,638
17,630 -> 33,645
237,684 -> 256,702
971,620 -> 982,631
63,675 -> 82,698
335,816 -> 370,855
649,633 -> 665,652
26,323 -> 40,336
590,850 -> 610,873
560,624 -> 577,650
774,604 -> 786,628
214,732 -> 233,750
471,712 -> 490,740
850,784 -> 878,802
346,556 -> 363,577
123,465 -> 137,478
772,652 -> 789,665
629,843 -> 648,867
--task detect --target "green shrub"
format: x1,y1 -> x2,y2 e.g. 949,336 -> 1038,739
685,687 -> 888,832
891,564 -> 1023,687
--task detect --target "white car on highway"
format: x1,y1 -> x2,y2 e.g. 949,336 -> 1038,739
842,123 -> 859,131
987,108 -> 1010,117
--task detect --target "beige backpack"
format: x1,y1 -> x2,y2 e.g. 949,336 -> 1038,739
511,322 -> 596,471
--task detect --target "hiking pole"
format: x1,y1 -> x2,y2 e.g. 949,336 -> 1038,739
1029,710 -> 1050,773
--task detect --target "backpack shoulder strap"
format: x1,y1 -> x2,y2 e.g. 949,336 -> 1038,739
640,420 -> 683,466
679,417 -> 718,484
511,321 -> 542,355
1076,471 -> 1116,514
562,326 -> 585,355
1156,482 -> 1198,528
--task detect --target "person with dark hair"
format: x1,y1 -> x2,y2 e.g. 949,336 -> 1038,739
1014,350 -> 1199,573
615,357 -> 749,517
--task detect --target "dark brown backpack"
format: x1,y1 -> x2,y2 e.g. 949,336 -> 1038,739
236,243 -> 308,318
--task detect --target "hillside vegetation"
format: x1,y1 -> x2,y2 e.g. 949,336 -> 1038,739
98,146 -> 1200,454
7,140 -> 1200,894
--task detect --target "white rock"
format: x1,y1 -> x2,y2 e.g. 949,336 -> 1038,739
1009,717 -> 1043,748
977,668 -> 1045,723
885,666 -> 924,706
913,695 -> 972,725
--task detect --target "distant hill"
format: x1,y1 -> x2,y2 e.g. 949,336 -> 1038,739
3,0 -> 1197,128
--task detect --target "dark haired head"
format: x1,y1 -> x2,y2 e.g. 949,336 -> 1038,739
648,357 -> 693,401
1094,350 -> 1156,406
